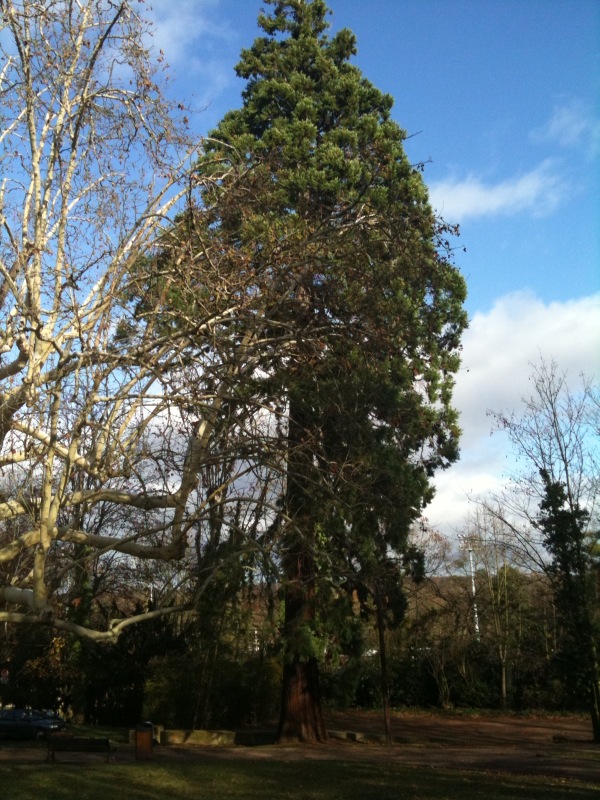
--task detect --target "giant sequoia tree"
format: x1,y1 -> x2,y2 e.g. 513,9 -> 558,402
197,0 -> 467,741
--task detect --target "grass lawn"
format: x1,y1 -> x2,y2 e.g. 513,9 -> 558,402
1,757 -> 598,800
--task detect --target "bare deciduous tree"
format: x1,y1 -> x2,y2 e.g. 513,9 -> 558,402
482,359 -> 599,736
483,359 -> 599,568
0,1 -> 285,641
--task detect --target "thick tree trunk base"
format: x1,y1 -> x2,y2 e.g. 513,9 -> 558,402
277,656 -> 328,743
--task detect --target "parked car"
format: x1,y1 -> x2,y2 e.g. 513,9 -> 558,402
0,708 -> 67,739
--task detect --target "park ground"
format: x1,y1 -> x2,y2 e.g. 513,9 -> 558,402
0,710 -> 598,786
185,710 -> 600,782
322,709 -> 600,781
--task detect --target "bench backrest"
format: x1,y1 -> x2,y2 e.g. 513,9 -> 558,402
48,737 -> 110,751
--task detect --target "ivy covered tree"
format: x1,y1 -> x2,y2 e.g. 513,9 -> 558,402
195,0 -> 467,741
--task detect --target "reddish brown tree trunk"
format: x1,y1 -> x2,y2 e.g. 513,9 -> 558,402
276,551 -> 328,742
375,587 -> 392,745
278,655 -> 328,742
277,392 -> 328,743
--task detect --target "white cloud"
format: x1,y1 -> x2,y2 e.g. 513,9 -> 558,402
425,292 -> 600,534
531,100 -> 600,156
428,160 -> 566,221
456,292 -> 600,445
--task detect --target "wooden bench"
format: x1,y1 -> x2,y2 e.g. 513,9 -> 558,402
46,735 -> 115,762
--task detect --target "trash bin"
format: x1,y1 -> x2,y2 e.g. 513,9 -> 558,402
135,722 -> 154,760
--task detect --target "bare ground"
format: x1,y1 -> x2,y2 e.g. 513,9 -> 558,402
164,710 -> 600,783
1,711 -> 598,783
322,709 -> 600,781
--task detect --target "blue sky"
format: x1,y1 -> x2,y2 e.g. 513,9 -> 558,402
148,0 -> 600,534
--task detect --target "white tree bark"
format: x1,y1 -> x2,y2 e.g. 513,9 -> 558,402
0,1 -> 284,640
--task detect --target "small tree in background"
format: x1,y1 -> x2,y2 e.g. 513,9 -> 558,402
536,472 -> 600,740
485,360 -> 599,732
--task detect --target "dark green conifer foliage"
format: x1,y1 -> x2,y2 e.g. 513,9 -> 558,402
536,471 -> 600,741
197,0 -> 467,741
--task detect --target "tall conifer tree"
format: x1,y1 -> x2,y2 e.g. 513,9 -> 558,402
197,0 -> 467,741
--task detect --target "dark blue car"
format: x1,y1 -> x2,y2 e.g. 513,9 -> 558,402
0,708 -> 67,739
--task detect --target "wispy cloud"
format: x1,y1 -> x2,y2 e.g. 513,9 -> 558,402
144,1 -> 239,122
428,160 -> 566,221
147,0 -> 232,65
531,99 -> 600,156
